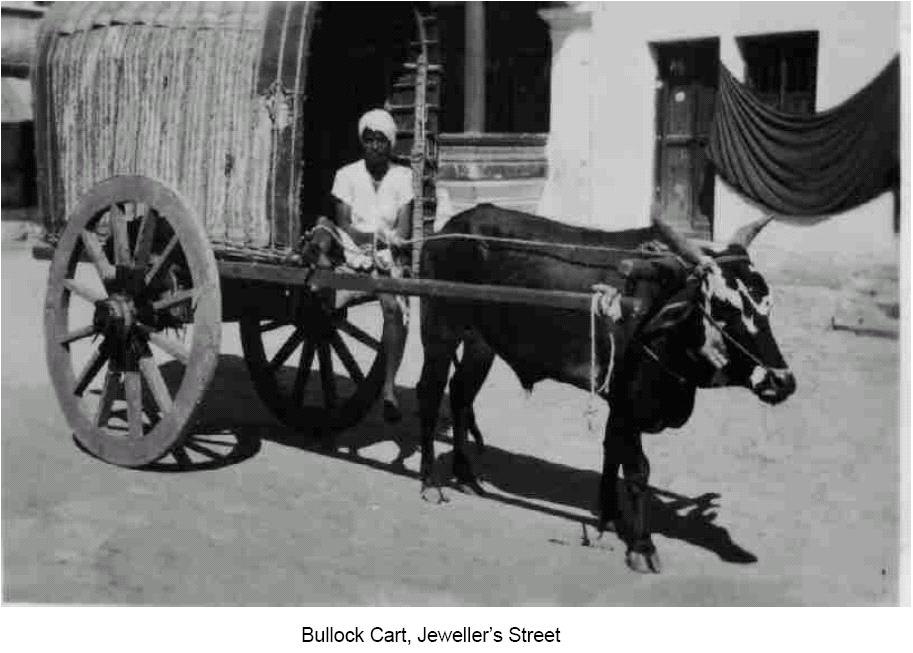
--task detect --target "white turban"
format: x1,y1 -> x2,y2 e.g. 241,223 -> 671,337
358,108 -> 397,147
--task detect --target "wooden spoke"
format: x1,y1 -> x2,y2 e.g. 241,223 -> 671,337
152,286 -> 203,312
334,319 -> 381,350
184,441 -> 218,459
239,300 -> 384,433
144,234 -> 180,286
80,230 -> 116,281
259,319 -> 286,333
268,328 -> 307,372
318,342 -> 337,409
172,446 -> 193,467
139,355 -> 173,414
124,370 -> 144,438
192,436 -> 234,447
74,346 -> 109,396
114,202 -> 131,221
95,370 -> 119,428
110,204 -> 132,266
133,207 -> 157,268
329,331 -> 365,384
63,278 -> 106,304
292,340 -> 317,406
59,324 -> 97,345
148,332 -> 190,364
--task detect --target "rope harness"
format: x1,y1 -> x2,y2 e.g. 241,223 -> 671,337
693,299 -> 773,373
586,287 -> 619,434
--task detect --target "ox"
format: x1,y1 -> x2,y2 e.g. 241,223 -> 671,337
416,204 -> 795,573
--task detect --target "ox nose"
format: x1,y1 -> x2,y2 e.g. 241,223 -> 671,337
774,369 -> 796,398
758,368 -> 796,404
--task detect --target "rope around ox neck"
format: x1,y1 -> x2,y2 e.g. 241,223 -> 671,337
586,287 -> 618,435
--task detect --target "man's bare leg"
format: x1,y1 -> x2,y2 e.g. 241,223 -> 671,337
380,293 -> 406,422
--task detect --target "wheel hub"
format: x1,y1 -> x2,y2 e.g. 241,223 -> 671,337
93,293 -> 137,341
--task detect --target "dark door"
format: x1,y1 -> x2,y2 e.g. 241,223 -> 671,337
299,3 -> 414,222
652,39 -> 719,239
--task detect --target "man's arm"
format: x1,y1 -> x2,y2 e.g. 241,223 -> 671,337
394,200 -> 413,243
334,198 -> 373,247
372,200 -> 413,248
385,169 -> 414,246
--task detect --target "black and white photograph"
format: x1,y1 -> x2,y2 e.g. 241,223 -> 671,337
0,0 -> 908,619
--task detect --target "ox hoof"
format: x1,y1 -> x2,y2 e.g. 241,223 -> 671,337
625,549 -> 662,574
421,484 -> 449,504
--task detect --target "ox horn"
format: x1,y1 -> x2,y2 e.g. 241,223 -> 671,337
730,214 -> 775,248
650,204 -> 708,265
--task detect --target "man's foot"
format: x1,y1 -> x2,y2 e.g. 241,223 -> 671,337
383,399 -> 402,423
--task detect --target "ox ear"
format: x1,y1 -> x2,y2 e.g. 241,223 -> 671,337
620,258 -> 688,286
642,299 -> 696,335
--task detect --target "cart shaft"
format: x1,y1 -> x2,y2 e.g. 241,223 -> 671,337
218,261 -> 641,315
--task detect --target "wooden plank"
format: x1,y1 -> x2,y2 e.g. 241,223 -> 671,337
218,262 -> 641,315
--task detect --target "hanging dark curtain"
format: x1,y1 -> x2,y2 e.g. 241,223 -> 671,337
707,56 -> 900,219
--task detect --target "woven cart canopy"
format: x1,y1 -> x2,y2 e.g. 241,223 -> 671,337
34,1 -> 316,249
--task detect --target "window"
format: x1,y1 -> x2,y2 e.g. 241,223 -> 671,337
737,31 -> 818,114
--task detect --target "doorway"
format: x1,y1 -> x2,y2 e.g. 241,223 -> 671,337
650,38 -> 719,239
299,3 -> 415,225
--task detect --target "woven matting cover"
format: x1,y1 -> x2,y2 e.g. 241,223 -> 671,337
34,1 -> 317,250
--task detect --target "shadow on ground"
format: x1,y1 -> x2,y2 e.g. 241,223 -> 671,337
130,354 -> 757,564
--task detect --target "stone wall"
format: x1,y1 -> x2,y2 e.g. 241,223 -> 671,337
436,133 -> 547,224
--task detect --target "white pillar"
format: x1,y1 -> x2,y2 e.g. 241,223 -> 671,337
536,4 -> 594,226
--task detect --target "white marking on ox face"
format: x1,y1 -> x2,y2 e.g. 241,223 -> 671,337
704,265 -> 741,306
735,277 -> 771,317
700,315 -> 728,369
698,267 -> 734,368
749,365 -> 766,388
740,311 -> 759,335
703,264 -> 771,337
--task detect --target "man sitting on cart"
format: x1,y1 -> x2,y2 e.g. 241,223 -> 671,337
312,108 -> 413,423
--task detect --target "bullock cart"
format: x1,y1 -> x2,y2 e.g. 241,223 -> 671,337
33,2 -> 639,467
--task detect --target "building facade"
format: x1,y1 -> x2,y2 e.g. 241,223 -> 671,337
7,1 -> 905,266
1,1 -> 47,208
436,1 -> 904,274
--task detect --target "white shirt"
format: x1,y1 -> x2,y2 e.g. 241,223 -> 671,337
331,160 -> 414,234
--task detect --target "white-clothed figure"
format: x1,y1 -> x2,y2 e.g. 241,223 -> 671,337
329,108 -> 413,422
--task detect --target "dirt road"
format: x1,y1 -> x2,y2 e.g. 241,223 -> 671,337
2,242 -> 901,605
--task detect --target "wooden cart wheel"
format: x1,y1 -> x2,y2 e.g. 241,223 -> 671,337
239,293 -> 387,434
44,175 -> 221,467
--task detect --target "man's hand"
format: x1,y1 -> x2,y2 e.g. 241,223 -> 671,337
378,228 -> 406,249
